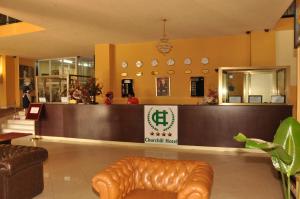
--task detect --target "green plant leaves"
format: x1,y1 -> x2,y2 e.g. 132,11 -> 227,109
234,133 -> 292,166
272,117 -> 300,175
234,117 -> 300,199
234,117 -> 300,176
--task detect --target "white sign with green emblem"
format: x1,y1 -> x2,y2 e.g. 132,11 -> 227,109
144,105 -> 178,145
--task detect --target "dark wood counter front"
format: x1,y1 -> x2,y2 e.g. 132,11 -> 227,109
39,104 -> 292,147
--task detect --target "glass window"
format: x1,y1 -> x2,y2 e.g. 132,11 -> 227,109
50,59 -> 61,75
38,60 -> 50,76
77,57 -> 94,77
36,76 -> 68,103
62,58 -> 76,75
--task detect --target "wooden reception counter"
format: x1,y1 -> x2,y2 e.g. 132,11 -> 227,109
38,104 -> 292,148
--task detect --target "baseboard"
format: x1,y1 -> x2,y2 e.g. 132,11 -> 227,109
39,136 -> 266,156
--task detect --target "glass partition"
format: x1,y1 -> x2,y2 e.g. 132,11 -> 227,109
38,60 -> 50,76
77,57 -> 94,77
50,59 -> 61,75
218,67 -> 288,104
37,57 -> 93,77
36,76 -> 68,103
36,57 -> 94,103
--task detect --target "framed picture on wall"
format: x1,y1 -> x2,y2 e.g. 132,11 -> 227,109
156,77 -> 170,96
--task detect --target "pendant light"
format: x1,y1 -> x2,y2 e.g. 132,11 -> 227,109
156,19 -> 173,55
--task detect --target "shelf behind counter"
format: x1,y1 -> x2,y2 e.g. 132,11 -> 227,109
38,104 -> 292,148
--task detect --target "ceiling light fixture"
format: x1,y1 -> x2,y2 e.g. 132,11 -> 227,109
63,59 -> 73,64
156,19 -> 173,55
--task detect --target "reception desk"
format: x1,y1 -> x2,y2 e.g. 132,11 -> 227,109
38,104 -> 292,148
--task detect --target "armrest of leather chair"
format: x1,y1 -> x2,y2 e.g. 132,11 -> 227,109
0,145 -> 48,176
92,158 -> 135,199
178,163 -> 213,199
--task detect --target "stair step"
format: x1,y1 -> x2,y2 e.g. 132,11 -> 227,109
2,124 -> 34,130
1,128 -> 34,134
7,119 -> 35,125
12,115 -> 26,120
18,111 -> 25,116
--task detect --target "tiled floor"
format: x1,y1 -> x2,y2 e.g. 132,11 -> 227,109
11,137 -> 283,199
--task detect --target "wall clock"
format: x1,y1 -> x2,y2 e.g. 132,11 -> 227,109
151,59 -> 158,67
167,58 -> 175,66
136,60 -> 143,68
184,58 -> 192,65
201,57 -> 209,65
121,61 -> 128,68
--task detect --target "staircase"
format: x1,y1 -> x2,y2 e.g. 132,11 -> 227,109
1,111 -> 35,134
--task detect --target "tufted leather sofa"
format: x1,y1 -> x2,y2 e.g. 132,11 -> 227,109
92,156 -> 213,199
0,144 -> 48,199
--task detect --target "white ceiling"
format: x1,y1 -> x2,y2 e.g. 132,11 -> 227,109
0,0 -> 292,59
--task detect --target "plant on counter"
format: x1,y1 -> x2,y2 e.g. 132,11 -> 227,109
233,117 -> 300,199
69,80 -> 87,103
69,78 -> 102,104
85,78 -> 102,104
204,89 -> 218,105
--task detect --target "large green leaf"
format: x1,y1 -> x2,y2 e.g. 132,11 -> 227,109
234,133 -> 292,167
272,117 -> 300,175
234,117 -> 300,176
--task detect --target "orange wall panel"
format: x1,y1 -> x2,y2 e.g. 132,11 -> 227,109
0,56 -> 6,108
5,56 -> 16,107
251,31 -> 276,66
96,34 -> 254,104
95,44 -> 114,103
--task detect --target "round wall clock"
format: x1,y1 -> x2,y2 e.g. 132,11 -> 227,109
151,59 -> 158,67
201,57 -> 209,65
121,61 -> 128,68
184,58 -> 192,65
167,58 -> 175,66
136,60 -> 143,68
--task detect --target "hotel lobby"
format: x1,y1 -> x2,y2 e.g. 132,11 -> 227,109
0,0 -> 299,199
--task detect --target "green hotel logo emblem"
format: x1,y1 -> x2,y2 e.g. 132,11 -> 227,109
152,110 -> 168,126
147,108 -> 175,131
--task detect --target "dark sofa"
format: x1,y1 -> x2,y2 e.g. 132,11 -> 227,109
0,144 -> 48,199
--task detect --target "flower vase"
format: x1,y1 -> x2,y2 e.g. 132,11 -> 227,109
89,95 -> 97,104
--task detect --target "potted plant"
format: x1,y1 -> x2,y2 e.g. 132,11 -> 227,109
234,117 -> 300,199
85,78 -> 102,104
204,89 -> 218,104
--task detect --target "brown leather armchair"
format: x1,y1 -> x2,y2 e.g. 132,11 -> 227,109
0,144 -> 48,199
92,157 -> 213,199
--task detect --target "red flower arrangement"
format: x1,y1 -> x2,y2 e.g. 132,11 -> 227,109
69,78 -> 102,104
204,89 -> 218,104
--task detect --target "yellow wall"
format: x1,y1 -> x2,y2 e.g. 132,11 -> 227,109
251,31 -> 276,66
0,56 -> 6,108
274,18 -> 297,117
95,31 -> 278,104
5,56 -> 16,107
0,56 -> 35,108
95,44 -> 114,102
0,56 -> 17,108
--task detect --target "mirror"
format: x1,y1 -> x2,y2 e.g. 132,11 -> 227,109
218,67 -> 288,104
